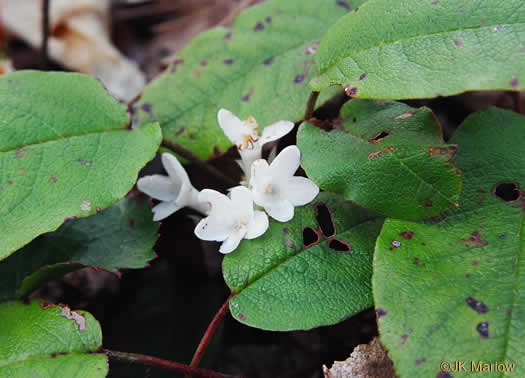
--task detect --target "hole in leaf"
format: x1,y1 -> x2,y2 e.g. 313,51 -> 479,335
368,131 -> 390,144
302,226 -> 320,247
493,182 -> 521,202
328,239 -> 352,253
315,203 -> 335,237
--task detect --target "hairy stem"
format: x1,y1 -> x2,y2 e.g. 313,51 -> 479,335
190,294 -> 233,368
303,91 -> 320,121
42,0 -> 50,69
161,138 -> 237,187
104,349 -> 239,378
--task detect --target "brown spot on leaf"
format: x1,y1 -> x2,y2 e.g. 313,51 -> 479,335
283,227 -> 289,234
436,372 -> 452,378
304,42 -> 320,56
16,147 -> 24,159
223,59 -> 234,65
453,40 -> 463,47
477,322 -> 489,338
421,199 -> 433,208
461,232 -> 488,249
224,32 -> 232,41
428,146 -> 457,160
264,56 -> 274,65
200,60 -> 208,66
193,69 -> 201,78
170,59 -> 184,73
239,313 -> 246,321
176,127 -> 185,136
265,16 -> 272,24
242,89 -> 254,102
336,0 -> 351,10
393,109 -> 418,120
40,300 -> 56,309
431,0 -> 440,4
493,182 -> 521,202
390,240 -> 402,251
368,131 -> 390,144
400,231 -> 414,240
315,203 -> 335,237
302,226 -> 320,248
368,150 -> 383,160
472,261 -> 480,266
465,274 -> 471,278
376,308 -> 387,318
466,297 -> 489,313
359,73 -> 367,80
416,358 -> 425,365
189,133 -> 196,140
7,180 -> 13,185
294,74 -> 305,84
328,239 -> 352,253
129,219 -> 135,228
344,85 -> 358,97
510,77 -> 519,89
413,258 -> 420,265
60,306 -> 87,332
50,176 -> 58,183
254,22 -> 264,31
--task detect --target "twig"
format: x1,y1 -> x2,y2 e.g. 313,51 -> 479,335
190,294 -> 233,368
104,349 -> 239,378
303,91 -> 320,121
42,0 -> 50,69
161,138 -> 237,188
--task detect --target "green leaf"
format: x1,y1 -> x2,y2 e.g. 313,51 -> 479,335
0,193 -> 158,302
373,108 -> 525,377
0,71 -> 162,259
298,100 -> 461,220
311,0 -> 525,98
223,192 -> 383,331
135,0 -> 366,160
0,300 -> 107,377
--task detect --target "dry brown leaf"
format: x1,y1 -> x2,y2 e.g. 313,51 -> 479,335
2,0 -> 145,101
323,337 -> 396,378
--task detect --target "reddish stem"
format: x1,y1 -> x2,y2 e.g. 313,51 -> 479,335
190,294 -> 233,368
104,349 -> 238,378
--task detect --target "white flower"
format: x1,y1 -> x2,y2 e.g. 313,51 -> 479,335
137,153 -> 208,221
250,145 -> 319,222
217,109 -> 294,181
194,186 -> 268,254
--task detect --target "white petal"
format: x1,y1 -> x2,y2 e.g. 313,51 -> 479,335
245,211 -> 269,239
219,231 -> 244,254
229,186 -> 254,216
161,153 -> 188,193
269,145 -> 300,179
199,189 -> 231,215
285,176 -> 319,206
152,201 -> 182,221
194,215 -> 232,242
137,175 -> 178,201
217,109 -> 257,147
238,144 -> 263,180
260,120 -> 294,145
249,158 -> 270,189
265,200 -> 295,222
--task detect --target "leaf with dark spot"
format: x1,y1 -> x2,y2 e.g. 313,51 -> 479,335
374,108 -> 525,377
315,203 -> 336,237
223,193 -> 384,331
299,100 -> 461,220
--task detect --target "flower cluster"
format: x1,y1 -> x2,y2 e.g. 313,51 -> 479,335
137,109 -> 319,253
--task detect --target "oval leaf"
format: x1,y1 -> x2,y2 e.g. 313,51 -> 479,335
311,0 -> 525,98
0,71 -> 162,259
0,193 -> 158,301
373,108 -> 525,377
135,0 -> 365,160
298,100 -> 461,220
223,193 -> 383,331
0,300 -> 107,377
